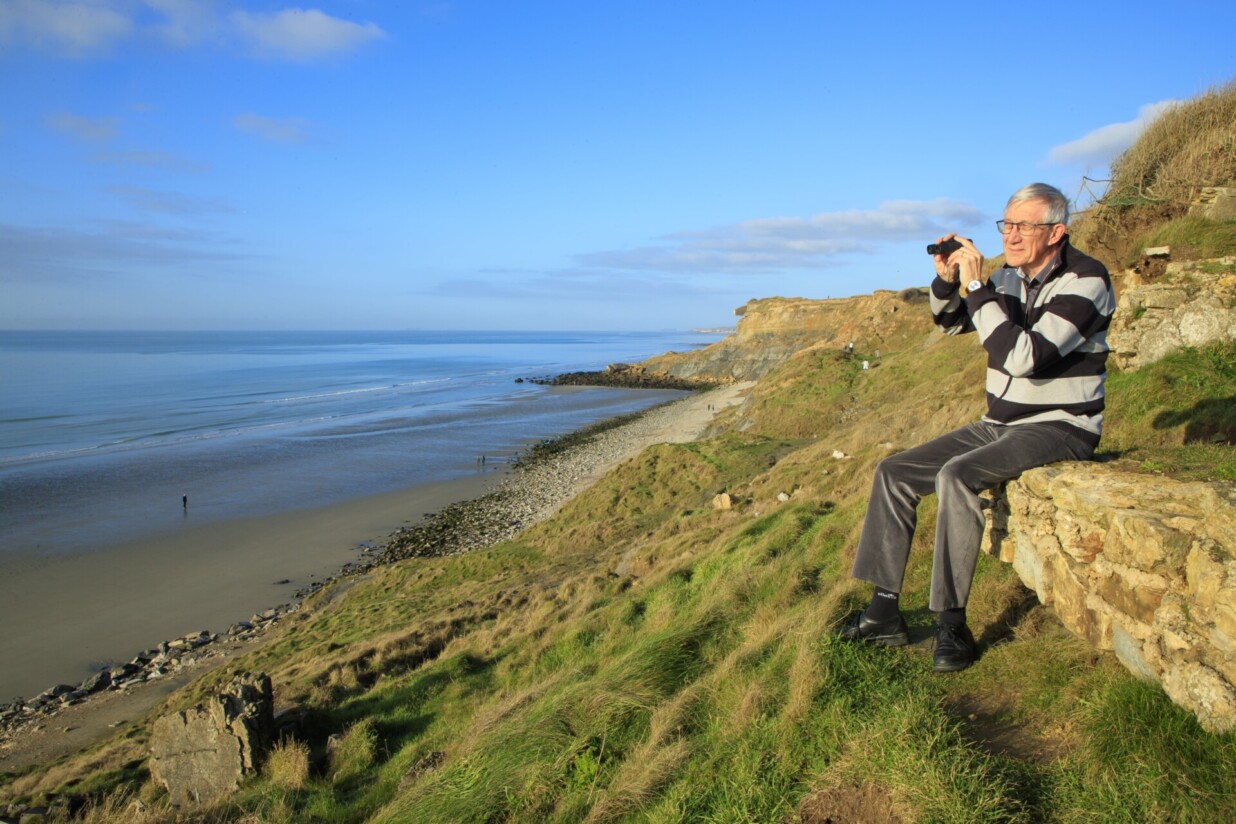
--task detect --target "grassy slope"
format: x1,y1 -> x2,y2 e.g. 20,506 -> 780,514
15,321 -> 1236,822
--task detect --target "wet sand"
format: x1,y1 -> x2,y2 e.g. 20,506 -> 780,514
0,472 -> 506,702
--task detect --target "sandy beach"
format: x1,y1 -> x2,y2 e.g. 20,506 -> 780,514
0,473 -> 509,703
0,382 -> 751,772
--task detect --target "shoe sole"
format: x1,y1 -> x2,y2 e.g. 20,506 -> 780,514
860,632 -> 910,648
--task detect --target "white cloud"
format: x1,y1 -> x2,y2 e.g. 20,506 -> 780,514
578,199 -> 985,275
48,111 -> 120,141
230,7 -> 385,61
0,2 -> 386,60
233,112 -> 311,143
1047,100 -> 1180,167
145,0 -> 221,47
0,0 -> 133,55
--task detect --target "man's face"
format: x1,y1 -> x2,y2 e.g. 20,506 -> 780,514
1002,198 -> 1067,275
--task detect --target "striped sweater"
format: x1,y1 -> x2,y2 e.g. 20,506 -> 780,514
929,238 -> 1115,437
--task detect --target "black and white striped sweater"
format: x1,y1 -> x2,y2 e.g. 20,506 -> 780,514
929,239 -> 1115,438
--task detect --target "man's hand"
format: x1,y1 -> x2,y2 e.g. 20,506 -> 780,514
932,234 -> 984,286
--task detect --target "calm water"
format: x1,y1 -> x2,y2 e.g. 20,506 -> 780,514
0,330 -> 716,556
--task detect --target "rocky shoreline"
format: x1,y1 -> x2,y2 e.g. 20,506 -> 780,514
0,388 -> 740,759
525,362 -> 727,391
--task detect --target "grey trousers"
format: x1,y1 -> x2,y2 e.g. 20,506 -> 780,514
850,421 -> 1095,611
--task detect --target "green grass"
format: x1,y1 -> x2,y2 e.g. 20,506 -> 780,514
1133,217 -> 1236,266
1101,341 -> 1236,480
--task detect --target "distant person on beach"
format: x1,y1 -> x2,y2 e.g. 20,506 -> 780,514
182,494 -> 188,509
835,183 -> 1114,672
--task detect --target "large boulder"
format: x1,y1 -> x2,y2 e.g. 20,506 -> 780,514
148,673 -> 275,808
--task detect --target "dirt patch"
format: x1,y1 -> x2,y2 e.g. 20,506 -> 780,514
946,692 -> 1075,765
793,781 -> 904,824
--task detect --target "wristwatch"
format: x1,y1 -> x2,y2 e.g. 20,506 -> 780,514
967,279 -> 984,293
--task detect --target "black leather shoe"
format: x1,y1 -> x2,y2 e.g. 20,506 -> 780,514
835,610 -> 910,647
932,623 -> 976,672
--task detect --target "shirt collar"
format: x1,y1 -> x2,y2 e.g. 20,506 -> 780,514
1019,243 -> 1064,284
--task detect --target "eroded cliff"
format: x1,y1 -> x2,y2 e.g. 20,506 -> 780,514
641,289 -> 934,382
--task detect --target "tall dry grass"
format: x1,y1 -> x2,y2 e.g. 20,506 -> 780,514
1110,80 -> 1236,207
1073,78 -> 1236,265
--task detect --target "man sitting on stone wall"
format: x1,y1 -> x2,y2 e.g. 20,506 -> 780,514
837,182 -> 1115,672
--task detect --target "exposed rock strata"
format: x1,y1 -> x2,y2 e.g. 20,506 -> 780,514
985,463 -> 1236,732
1108,257 -> 1236,369
640,289 -> 933,382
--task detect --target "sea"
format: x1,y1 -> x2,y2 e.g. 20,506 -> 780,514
0,329 -> 719,559
0,329 -> 726,701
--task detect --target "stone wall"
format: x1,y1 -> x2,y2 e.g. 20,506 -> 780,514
984,463 -> 1236,732
1108,257 -> 1236,370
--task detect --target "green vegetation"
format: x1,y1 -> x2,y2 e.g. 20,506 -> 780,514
1138,216 -> 1236,264
1102,341 -> 1236,480
1072,79 -> 1236,267
7,79 -> 1236,824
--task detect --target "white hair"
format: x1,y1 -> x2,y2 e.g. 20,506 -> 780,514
1007,183 -> 1069,225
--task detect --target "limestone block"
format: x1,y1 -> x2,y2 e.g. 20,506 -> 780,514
1187,543 -> 1227,618
1095,563 -> 1168,625
1084,593 -> 1117,650
1104,510 -> 1189,577
1052,507 -> 1098,563
149,673 -> 275,808
994,450 -> 1236,730
1012,531 -> 1051,603
1179,294 -> 1230,347
1154,594 -> 1203,654
1048,553 -> 1097,644
1188,186 -> 1236,222
1112,623 -> 1159,682
1210,645 -> 1236,689
1216,585 -> 1236,641
1140,288 -> 1189,310
1107,259 -> 1236,369
1162,660 -> 1236,733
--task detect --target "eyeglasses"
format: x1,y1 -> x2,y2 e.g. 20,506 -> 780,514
996,220 -> 1056,235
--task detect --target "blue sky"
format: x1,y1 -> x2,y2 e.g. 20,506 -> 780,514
2,1 -> 1233,331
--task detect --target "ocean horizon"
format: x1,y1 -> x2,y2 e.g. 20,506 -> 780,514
0,329 -> 720,558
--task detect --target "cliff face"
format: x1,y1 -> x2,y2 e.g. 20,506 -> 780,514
641,289 -> 933,382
